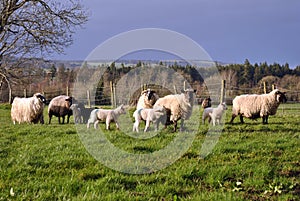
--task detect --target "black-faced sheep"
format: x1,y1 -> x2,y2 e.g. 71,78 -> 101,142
136,89 -> 159,110
48,95 -> 73,124
154,89 -> 196,132
11,93 -> 46,124
87,105 -> 126,130
201,97 -> 212,109
230,89 -> 287,124
132,106 -> 167,132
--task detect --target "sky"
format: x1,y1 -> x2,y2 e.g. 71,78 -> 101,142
51,0 -> 300,68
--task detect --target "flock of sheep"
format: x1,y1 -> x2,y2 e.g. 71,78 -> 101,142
10,88 -> 287,132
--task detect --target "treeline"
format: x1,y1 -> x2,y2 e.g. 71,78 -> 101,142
1,59 -> 300,103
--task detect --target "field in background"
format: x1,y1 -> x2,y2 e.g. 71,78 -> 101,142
0,103 -> 299,200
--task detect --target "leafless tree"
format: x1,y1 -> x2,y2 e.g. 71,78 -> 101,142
0,0 -> 88,61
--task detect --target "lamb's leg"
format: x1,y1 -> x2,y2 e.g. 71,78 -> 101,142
67,115 -> 70,124
262,116 -> 268,124
144,120 -> 150,132
94,120 -> 99,129
133,119 -> 140,132
179,119 -> 184,132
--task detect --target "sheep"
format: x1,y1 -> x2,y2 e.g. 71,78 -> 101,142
48,95 -> 73,124
132,106 -> 167,132
136,89 -> 159,110
230,89 -> 287,124
202,107 -> 213,124
153,89 -> 196,132
70,104 -> 82,124
11,93 -> 46,124
208,102 -> 227,126
87,104 -> 126,130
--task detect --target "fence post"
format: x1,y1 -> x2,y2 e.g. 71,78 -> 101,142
66,86 -> 69,96
87,90 -> 91,108
220,80 -> 226,103
272,84 -> 276,91
183,81 -> 186,91
24,89 -> 27,98
113,83 -> 117,108
173,85 -> 177,94
110,81 -> 114,108
263,82 -> 267,94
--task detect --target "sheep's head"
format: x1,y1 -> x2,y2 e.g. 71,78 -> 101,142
65,96 -> 73,108
201,97 -> 212,109
142,89 -> 159,106
275,90 -> 287,103
184,89 -> 196,103
35,93 -> 46,104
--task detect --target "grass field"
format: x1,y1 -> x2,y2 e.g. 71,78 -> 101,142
0,103 -> 299,200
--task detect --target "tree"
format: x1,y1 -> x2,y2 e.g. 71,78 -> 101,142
0,0 -> 88,62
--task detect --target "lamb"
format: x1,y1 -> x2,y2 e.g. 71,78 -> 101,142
230,89 -> 287,124
11,93 -> 46,124
153,89 -> 196,132
87,104 -> 126,130
77,102 -> 97,124
70,104 -> 82,124
208,102 -> 227,126
132,106 -> 167,132
48,95 -> 73,124
136,89 -> 159,110
202,107 -> 213,124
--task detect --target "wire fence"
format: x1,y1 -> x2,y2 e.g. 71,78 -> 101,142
1,79 -> 299,110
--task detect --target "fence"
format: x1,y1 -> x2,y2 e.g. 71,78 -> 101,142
1,79 -> 299,108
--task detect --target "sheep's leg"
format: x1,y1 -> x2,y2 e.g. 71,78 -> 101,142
48,114 -> 52,124
262,116 -> 268,124
173,121 -> 177,132
67,115 -> 70,124
239,115 -> 244,124
229,114 -> 236,124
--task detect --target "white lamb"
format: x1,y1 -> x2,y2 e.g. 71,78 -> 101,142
230,89 -> 287,124
208,102 -> 227,126
70,104 -> 82,124
136,89 -> 159,110
87,105 -> 126,130
11,93 -> 46,124
154,89 -> 195,132
132,106 -> 166,132
202,107 -> 213,124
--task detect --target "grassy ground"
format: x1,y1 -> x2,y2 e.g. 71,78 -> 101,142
0,103 -> 299,200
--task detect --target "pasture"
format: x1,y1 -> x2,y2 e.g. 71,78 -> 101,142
0,103 -> 299,200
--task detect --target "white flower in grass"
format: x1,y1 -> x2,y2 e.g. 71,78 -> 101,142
10,187 -> 15,196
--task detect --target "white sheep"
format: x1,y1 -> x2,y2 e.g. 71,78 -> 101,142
11,93 -> 46,124
87,104 -> 126,130
202,107 -> 213,124
48,95 -> 73,124
208,102 -> 227,126
154,89 -> 196,132
70,104 -> 82,124
230,89 -> 287,124
136,89 -> 159,110
132,106 -> 166,132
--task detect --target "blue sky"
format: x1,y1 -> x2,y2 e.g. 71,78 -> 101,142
52,0 -> 300,67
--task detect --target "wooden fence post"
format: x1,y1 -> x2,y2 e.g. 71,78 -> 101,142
110,81 -> 114,108
220,80 -> 226,103
113,83 -> 117,108
66,86 -> 69,96
87,90 -> 91,108
263,82 -> 267,94
24,89 -> 27,98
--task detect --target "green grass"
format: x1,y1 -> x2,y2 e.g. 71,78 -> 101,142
0,103 -> 299,200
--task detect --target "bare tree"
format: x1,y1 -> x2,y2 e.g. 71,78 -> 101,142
0,0 -> 88,61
